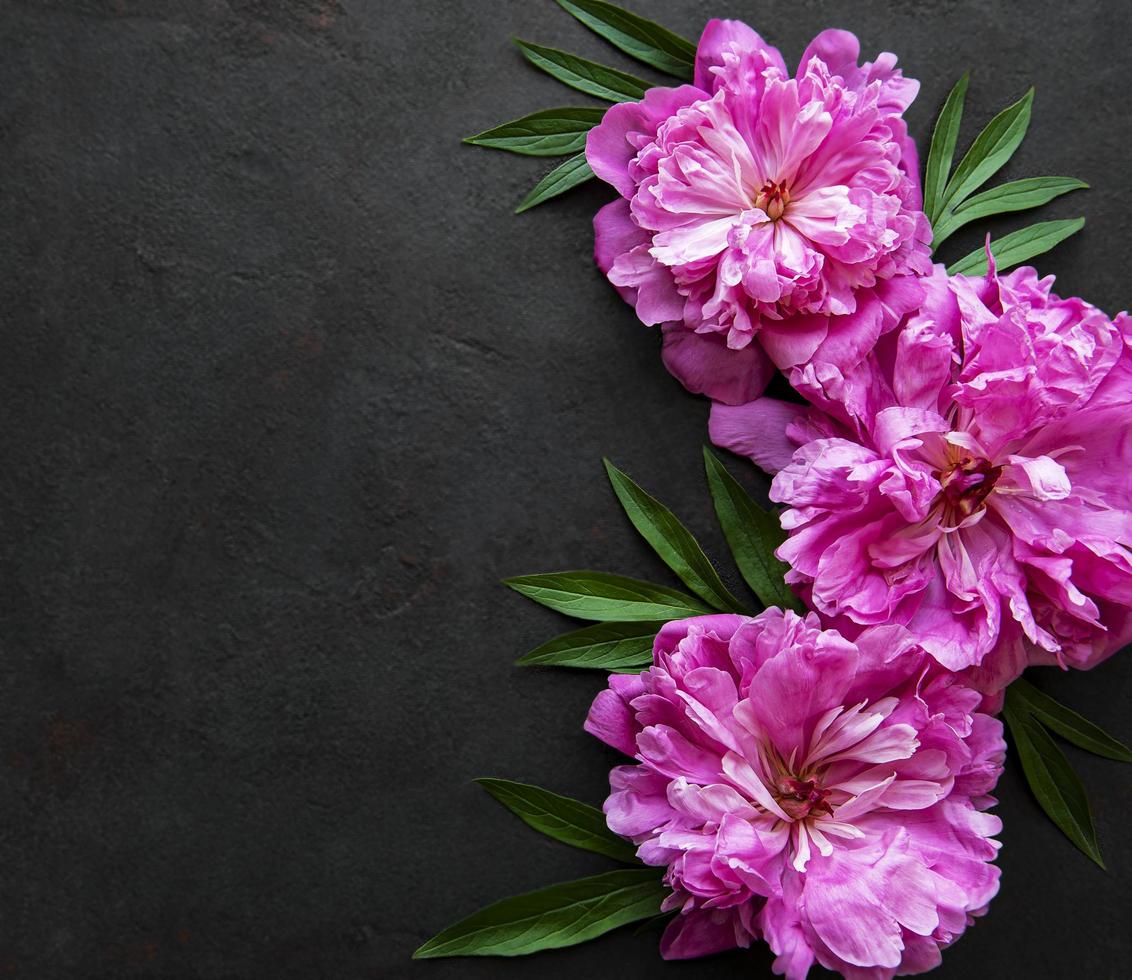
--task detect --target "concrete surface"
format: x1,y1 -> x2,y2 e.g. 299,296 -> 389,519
2,1 -> 1130,977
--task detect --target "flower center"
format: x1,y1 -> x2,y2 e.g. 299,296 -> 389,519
936,455 -> 1002,523
776,775 -> 833,821
754,180 -> 791,221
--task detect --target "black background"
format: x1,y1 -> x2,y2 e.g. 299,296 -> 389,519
3,1 -> 1131,978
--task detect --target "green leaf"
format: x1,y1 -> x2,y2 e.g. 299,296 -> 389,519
514,39 -> 651,103
702,448 -> 803,614
413,868 -> 667,958
1008,678 -> 1132,763
923,72 -> 970,225
932,176 -> 1087,247
1003,702 -> 1105,869
940,87 -> 1033,213
946,217 -> 1084,276
476,778 -> 638,863
504,571 -> 713,621
464,107 -> 606,156
515,153 -> 594,213
555,0 -> 695,80
604,458 -> 746,613
516,620 -> 661,670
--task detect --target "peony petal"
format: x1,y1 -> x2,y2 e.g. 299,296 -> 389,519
797,29 -> 861,82
709,397 -> 807,473
585,85 -> 704,198
661,325 -> 777,403
695,18 -> 786,91
660,907 -> 751,959
584,674 -> 645,755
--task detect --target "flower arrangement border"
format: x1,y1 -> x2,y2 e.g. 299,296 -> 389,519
418,1 -> 1131,974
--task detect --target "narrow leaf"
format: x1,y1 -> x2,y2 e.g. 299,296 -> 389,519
1004,703 -> 1105,868
516,153 -> 594,213
940,87 -> 1033,212
504,571 -> 713,621
932,176 -> 1087,247
923,72 -> 970,225
516,620 -> 661,670
947,218 -> 1084,276
1008,678 -> 1132,763
476,778 -> 638,863
464,107 -> 606,156
604,458 -> 746,613
555,0 -> 695,80
514,39 -> 651,103
702,448 -> 803,614
413,868 -> 668,958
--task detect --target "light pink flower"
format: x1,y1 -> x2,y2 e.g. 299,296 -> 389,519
711,261 -> 1132,689
586,610 -> 1003,978
586,20 -> 932,404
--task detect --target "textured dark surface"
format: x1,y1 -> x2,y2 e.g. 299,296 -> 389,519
2,0 -> 1131,977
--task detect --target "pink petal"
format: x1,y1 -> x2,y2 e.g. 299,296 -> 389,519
709,397 -> 806,473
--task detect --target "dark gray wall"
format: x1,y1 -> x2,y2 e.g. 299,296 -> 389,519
2,1 -> 1129,977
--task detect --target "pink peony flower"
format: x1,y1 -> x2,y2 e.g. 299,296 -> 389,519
586,610 -> 1003,979
711,261 -> 1132,689
586,20 -> 932,405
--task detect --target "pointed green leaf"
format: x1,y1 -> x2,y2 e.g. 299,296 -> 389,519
516,620 -> 661,669
940,87 -> 1033,213
923,72 -> 970,225
932,176 -> 1087,247
504,571 -> 713,621
1004,701 -> 1105,868
1008,678 -> 1132,762
515,153 -> 594,213
464,107 -> 606,156
413,868 -> 668,958
514,40 -> 651,102
476,778 -> 638,863
555,0 -> 695,80
604,458 -> 746,613
702,448 -> 803,614
947,217 -> 1084,276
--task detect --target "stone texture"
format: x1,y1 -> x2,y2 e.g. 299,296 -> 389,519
1,1 -> 1129,977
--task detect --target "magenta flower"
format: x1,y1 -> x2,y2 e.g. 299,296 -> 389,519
586,19 -> 932,405
586,610 -> 1003,978
711,261 -> 1132,688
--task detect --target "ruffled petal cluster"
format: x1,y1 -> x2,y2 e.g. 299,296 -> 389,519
587,20 -> 932,404
586,611 -> 1003,978
711,262 -> 1132,689
571,18 -> 1127,979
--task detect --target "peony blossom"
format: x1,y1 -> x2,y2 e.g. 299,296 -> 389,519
711,260 -> 1132,689
586,610 -> 1003,979
586,19 -> 932,405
